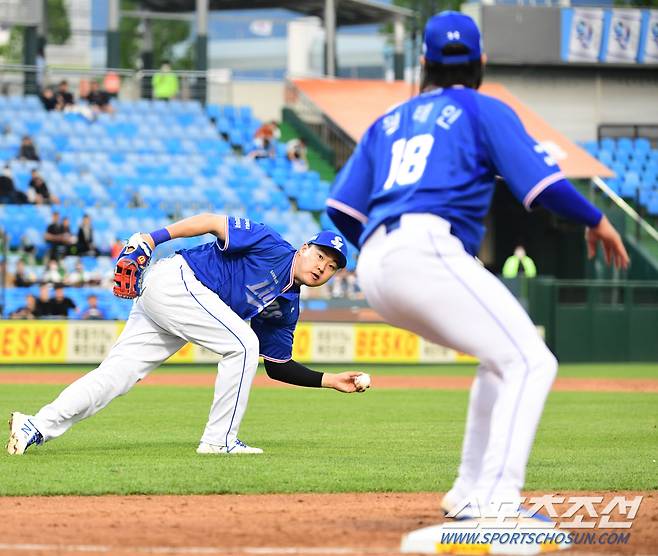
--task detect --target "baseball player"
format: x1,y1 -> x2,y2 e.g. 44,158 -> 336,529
8,213 -> 366,456
327,12 -> 629,518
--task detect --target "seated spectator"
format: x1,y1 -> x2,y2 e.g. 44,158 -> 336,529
253,120 -> 280,148
10,294 -> 37,320
247,137 -> 276,160
39,87 -> 58,111
13,260 -> 37,287
18,234 -> 37,265
42,259 -> 66,286
35,284 -> 53,317
49,285 -> 76,318
110,237 -> 125,260
80,294 -> 105,320
44,211 -> 75,261
84,80 -> 113,114
17,135 -> 40,161
103,71 -> 121,98
286,138 -> 309,173
66,260 -> 90,287
55,80 -> 75,110
28,169 -> 59,205
0,166 -> 28,204
76,214 -> 97,256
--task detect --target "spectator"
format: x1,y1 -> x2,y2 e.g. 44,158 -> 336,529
12,260 -> 36,287
18,234 -> 37,265
55,80 -> 75,110
76,214 -> 97,256
152,60 -> 179,101
83,80 -> 113,114
34,284 -> 53,317
49,285 -> 76,318
17,135 -> 40,161
253,120 -> 280,148
80,294 -> 105,320
10,294 -> 37,320
502,245 -> 537,279
247,137 -> 276,160
39,87 -> 58,111
286,138 -> 309,173
103,71 -> 121,98
0,166 -> 28,204
44,211 -> 75,261
110,237 -> 125,260
28,169 -> 59,205
41,259 -> 66,286
66,260 -> 90,287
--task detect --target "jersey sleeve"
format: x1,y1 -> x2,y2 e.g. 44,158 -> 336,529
251,315 -> 296,362
326,126 -> 375,224
479,97 -> 565,210
220,216 -> 279,254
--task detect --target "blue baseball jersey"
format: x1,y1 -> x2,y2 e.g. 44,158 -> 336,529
180,217 -> 300,361
327,87 -> 565,255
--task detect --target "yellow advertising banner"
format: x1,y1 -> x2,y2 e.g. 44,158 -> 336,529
0,321 -> 68,363
0,321 -> 470,365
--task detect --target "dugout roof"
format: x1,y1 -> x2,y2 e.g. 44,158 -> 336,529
291,79 -> 613,179
141,0 -> 413,25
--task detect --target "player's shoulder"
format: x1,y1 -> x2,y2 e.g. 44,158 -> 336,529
473,91 -> 518,119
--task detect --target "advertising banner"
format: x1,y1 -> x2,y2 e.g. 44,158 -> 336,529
603,9 -> 643,63
639,11 -> 658,63
0,321 -> 470,365
564,8 -> 605,62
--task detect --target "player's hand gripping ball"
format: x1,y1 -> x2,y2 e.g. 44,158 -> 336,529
354,373 -> 371,392
113,233 -> 153,299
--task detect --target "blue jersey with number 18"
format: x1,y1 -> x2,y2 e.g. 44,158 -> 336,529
327,87 -> 565,255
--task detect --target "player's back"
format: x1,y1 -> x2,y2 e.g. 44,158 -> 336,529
360,87 -> 498,254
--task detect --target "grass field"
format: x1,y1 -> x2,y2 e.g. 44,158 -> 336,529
3,362 -> 658,378
1,363 -> 657,497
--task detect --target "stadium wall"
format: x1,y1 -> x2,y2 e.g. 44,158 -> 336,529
486,65 -> 658,142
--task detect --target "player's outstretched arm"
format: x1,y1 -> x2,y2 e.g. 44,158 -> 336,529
146,212 -> 228,246
263,358 -> 368,393
585,215 -> 630,270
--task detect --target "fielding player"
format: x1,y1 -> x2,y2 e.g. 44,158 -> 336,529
327,11 -> 629,517
8,213 -> 366,456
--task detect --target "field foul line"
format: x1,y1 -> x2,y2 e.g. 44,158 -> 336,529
0,544 -> 394,555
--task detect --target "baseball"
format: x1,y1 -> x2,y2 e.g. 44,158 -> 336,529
354,373 -> 371,391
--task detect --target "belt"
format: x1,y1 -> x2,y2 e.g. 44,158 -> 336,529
384,216 -> 401,234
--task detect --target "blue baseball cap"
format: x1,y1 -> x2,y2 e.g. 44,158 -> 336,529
423,11 -> 482,65
308,230 -> 348,269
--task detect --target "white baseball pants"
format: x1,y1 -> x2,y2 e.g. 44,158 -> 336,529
357,214 -> 558,507
33,254 -> 260,448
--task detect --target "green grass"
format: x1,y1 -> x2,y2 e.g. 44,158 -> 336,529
1,383 -> 656,496
1,362 -> 657,378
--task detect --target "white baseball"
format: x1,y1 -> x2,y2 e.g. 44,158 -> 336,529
354,373 -> 371,391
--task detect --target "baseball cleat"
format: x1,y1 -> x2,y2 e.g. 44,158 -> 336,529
7,412 -> 43,455
196,439 -> 263,455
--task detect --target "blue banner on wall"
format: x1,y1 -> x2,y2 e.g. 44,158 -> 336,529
561,8 -> 606,62
561,7 -> 657,64
639,10 -> 658,63
601,9 -> 643,63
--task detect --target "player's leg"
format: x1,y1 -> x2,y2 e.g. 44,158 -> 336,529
358,215 -> 557,510
441,365 -> 501,513
31,301 -> 186,442
140,255 -> 260,451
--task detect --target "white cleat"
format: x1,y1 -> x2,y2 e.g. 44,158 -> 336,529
7,412 -> 44,455
196,439 -> 263,455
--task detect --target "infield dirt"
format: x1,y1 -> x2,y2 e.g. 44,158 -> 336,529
0,491 -> 656,556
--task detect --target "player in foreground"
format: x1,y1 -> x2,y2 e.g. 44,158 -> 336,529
327,12 -> 629,519
8,213 -> 367,456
